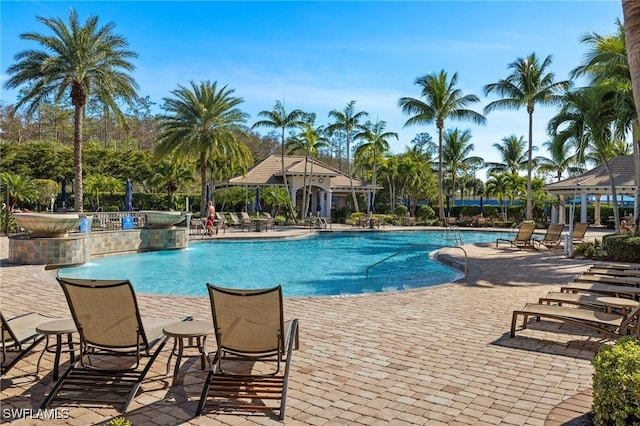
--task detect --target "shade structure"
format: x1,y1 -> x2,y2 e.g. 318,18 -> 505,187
255,186 -> 262,213
60,178 -> 67,207
446,195 -> 451,217
124,179 -> 133,212
479,195 -> 484,215
316,191 -> 322,216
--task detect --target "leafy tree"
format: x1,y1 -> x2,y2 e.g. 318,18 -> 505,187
484,53 -> 571,221
487,135 -> 529,175
0,172 -> 39,211
355,120 -> 397,209
399,70 -> 486,220
327,101 -> 369,212
5,9 -> 139,211
157,80 -> 248,216
147,160 -> 195,209
84,174 -> 121,211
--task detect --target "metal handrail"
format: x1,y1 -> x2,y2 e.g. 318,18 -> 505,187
365,244 -> 433,277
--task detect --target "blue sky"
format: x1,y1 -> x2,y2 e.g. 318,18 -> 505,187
1,1 -> 623,175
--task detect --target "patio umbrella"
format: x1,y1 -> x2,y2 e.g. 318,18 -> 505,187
406,195 -> 411,214
368,192 -> 374,213
446,195 -> 451,217
60,177 -> 67,208
316,191 -> 322,216
479,195 -> 484,216
308,192 -> 313,217
206,183 -> 211,203
255,186 -> 262,214
124,179 -> 133,212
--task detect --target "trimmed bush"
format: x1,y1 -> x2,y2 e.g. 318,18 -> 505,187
417,205 -> 436,220
592,336 -> 640,425
395,204 -> 408,217
603,235 -> 640,263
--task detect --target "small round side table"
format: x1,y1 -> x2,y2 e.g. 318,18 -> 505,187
35,318 -> 77,380
163,320 -> 214,385
597,296 -> 639,315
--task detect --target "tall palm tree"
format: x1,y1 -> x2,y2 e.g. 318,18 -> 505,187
575,16 -> 639,234
399,70 -> 486,220
442,128 -> 483,206
486,135 -> 529,175
484,53 -> 571,221
5,9 -> 138,212
156,80 -> 248,215
286,123 -> 328,218
538,138 -> 584,183
548,84 -> 623,232
354,120 -> 398,208
327,101 -> 369,212
252,101 -> 305,217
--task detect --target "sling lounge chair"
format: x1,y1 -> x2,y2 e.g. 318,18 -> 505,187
496,221 -> 536,250
197,284 -> 298,420
535,223 -> 564,249
570,222 -> 589,245
560,281 -> 640,299
538,292 -> 612,309
588,268 -> 640,278
240,211 -> 252,231
227,212 -> 242,228
42,278 -> 181,413
511,302 -> 640,339
1,311 -> 50,375
574,273 -> 640,287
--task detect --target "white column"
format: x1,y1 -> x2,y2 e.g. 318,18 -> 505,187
558,195 -> 566,225
581,192 -> 588,223
551,203 -> 558,224
594,194 -> 601,226
325,190 -> 332,218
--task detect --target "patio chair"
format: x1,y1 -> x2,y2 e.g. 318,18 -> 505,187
496,221 -> 536,250
262,212 -> 275,231
534,223 -> 564,249
227,212 -> 242,228
215,212 -> 228,233
1,311 -> 50,375
511,302 -> 640,339
538,291 -> 608,309
574,273 -> 640,287
588,267 -> 640,278
570,222 -> 589,244
42,278 -> 181,413
197,284 -> 299,420
560,281 -> 640,299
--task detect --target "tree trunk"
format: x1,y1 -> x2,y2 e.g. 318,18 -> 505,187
526,110 -> 533,221
437,125 -> 445,221
73,105 -> 84,212
200,151 -> 207,216
347,134 -> 359,212
623,0 -> 640,235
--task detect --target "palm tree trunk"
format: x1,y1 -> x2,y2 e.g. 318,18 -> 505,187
437,125 -> 445,221
347,135 -> 359,212
526,110 -> 533,221
603,157 -> 621,234
73,105 -> 84,212
200,151 -> 207,216
623,1 -> 640,235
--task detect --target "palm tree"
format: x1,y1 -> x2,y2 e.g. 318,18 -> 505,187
156,81 -> 248,216
442,128 -> 483,206
486,135 -> 529,175
252,101 -> 305,217
5,9 -> 138,212
538,138 -> 584,183
354,120 -> 398,208
574,16 -> 639,234
548,84 -> 624,232
148,160 -> 195,209
399,70 -> 486,220
286,123 -> 328,218
485,172 -> 510,220
484,53 -> 571,221
327,101 -> 369,212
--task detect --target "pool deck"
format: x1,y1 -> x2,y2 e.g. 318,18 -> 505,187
0,225 -> 617,425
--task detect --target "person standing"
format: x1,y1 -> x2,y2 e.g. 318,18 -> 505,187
205,201 -> 216,236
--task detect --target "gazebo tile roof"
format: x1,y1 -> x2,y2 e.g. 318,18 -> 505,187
544,156 -> 637,195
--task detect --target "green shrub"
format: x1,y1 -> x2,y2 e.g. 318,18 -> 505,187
106,417 -> 132,426
603,235 -> 640,263
592,337 -> 640,425
417,205 -> 436,220
395,204 -> 408,217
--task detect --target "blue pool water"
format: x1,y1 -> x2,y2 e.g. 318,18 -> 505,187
58,231 -> 496,297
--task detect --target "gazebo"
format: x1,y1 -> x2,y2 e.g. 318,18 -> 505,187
544,156 -> 638,226
221,155 -> 382,217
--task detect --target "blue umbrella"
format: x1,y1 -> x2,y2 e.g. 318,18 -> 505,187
255,186 -> 262,213
446,195 -> 451,217
479,195 -> 484,215
125,179 -> 133,212
406,195 -> 411,212
206,183 -> 211,203
368,192 -> 374,213
308,192 -> 313,217
60,177 -> 67,208
316,191 -> 322,216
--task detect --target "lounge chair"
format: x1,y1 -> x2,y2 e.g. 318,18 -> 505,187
574,273 -> 640,287
214,212 -> 227,234
262,212 -> 275,231
240,212 -> 252,231
560,281 -> 640,299
511,302 -> 640,339
538,291 -> 610,309
42,278 -> 181,413
590,262 -> 640,270
197,284 -> 299,420
588,267 -> 640,278
534,223 -> 564,249
496,221 -> 536,250
227,212 -> 242,228
1,311 -> 50,375
569,222 -> 589,245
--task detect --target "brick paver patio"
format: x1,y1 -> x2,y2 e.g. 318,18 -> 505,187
0,226 -> 613,425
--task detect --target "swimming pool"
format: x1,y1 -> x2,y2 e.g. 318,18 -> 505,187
58,231 -> 496,297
